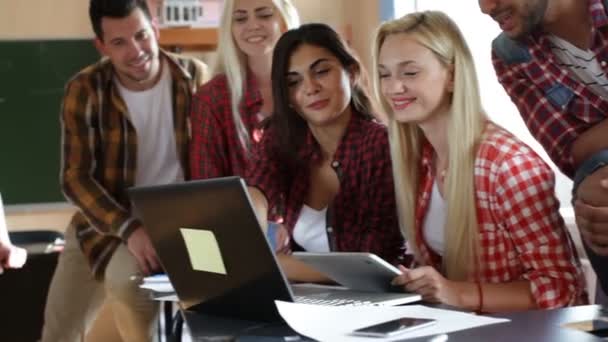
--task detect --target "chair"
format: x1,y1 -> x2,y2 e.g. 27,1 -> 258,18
0,230 -> 63,342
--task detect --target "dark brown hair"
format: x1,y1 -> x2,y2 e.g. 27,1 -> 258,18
89,0 -> 152,41
270,23 -> 374,169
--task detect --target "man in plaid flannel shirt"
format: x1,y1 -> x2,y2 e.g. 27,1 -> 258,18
480,0 -> 608,295
41,1 -> 208,341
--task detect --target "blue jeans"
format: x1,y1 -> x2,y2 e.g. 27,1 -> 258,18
266,222 -> 279,251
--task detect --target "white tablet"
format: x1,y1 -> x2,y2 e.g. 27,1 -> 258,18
292,252 -> 403,293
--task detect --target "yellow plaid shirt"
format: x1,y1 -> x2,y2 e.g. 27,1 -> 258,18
60,51 -> 208,279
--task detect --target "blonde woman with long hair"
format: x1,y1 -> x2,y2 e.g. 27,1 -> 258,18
372,11 -> 586,312
190,0 -> 299,180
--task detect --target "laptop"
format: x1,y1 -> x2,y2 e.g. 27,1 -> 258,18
128,177 -> 420,323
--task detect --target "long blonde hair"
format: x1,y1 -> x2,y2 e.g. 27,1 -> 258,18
372,11 -> 485,280
214,0 -> 300,151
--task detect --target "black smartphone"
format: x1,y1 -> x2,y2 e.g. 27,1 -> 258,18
591,319 -> 608,337
350,317 -> 436,337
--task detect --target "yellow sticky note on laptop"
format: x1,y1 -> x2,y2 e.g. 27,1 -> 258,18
179,228 -> 227,275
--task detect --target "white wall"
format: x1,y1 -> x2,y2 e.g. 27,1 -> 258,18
396,0 -> 573,209
0,0 -> 92,39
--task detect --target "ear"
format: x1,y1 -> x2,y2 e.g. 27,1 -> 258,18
151,17 -> 161,41
94,37 -> 106,56
347,64 -> 360,87
279,18 -> 288,33
446,63 -> 455,92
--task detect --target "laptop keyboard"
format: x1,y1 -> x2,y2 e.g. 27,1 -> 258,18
293,296 -> 374,306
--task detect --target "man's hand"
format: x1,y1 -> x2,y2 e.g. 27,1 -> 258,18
126,227 -> 160,275
575,165 -> 608,255
0,243 -> 27,274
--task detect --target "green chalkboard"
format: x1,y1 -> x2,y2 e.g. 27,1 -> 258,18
0,39 -> 100,204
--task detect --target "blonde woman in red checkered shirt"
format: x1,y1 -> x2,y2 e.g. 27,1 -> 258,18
190,0 -> 300,180
372,11 -> 587,312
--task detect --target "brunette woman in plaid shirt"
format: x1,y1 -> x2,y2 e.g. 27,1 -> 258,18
246,24 -> 405,282
189,0 -> 299,180
373,11 -> 586,312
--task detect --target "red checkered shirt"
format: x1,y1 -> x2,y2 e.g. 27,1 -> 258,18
246,114 -> 405,264
190,72 -> 265,179
492,0 -> 608,178
413,123 -> 587,309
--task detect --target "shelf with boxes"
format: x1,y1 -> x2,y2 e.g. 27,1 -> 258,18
150,0 -> 221,51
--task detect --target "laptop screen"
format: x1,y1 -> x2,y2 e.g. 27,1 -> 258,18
128,176 -> 294,322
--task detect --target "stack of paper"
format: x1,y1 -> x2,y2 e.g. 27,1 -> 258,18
139,274 -> 175,294
275,301 -> 509,341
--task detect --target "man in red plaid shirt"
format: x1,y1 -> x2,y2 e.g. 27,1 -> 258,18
481,0 -> 608,294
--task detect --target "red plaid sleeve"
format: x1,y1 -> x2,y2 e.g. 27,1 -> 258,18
356,128 -> 404,264
245,128 -> 287,210
190,77 -> 233,179
492,51 -> 578,178
492,149 -> 583,308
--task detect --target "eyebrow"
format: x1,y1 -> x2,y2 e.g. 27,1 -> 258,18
234,6 -> 272,15
378,60 -> 417,70
396,60 -> 416,67
254,6 -> 273,13
109,37 -> 124,45
107,28 -> 147,44
286,58 -> 331,76
309,58 -> 330,69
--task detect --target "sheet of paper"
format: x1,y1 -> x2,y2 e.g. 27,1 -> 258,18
138,274 -> 174,293
154,294 -> 179,302
143,274 -> 170,283
179,228 -> 227,275
139,281 -> 175,293
138,274 -> 177,300
275,301 -> 509,341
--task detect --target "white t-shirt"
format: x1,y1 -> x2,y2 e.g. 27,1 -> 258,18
422,181 -> 446,256
293,204 -> 330,252
549,34 -> 608,99
116,61 -> 184,186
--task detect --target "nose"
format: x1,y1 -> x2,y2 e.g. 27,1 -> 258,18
245,16 -> 264,31
127,39 -> 143,58
303,76 -> 321,96
382,77 -> 406,96
478,0 -> 498,15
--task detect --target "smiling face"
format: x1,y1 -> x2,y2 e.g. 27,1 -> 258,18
286,44 -> 354,127
478,0 -> 548,39
95,7 -> 161,91
231,0 -> 285,59
377,33 -> 453,125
